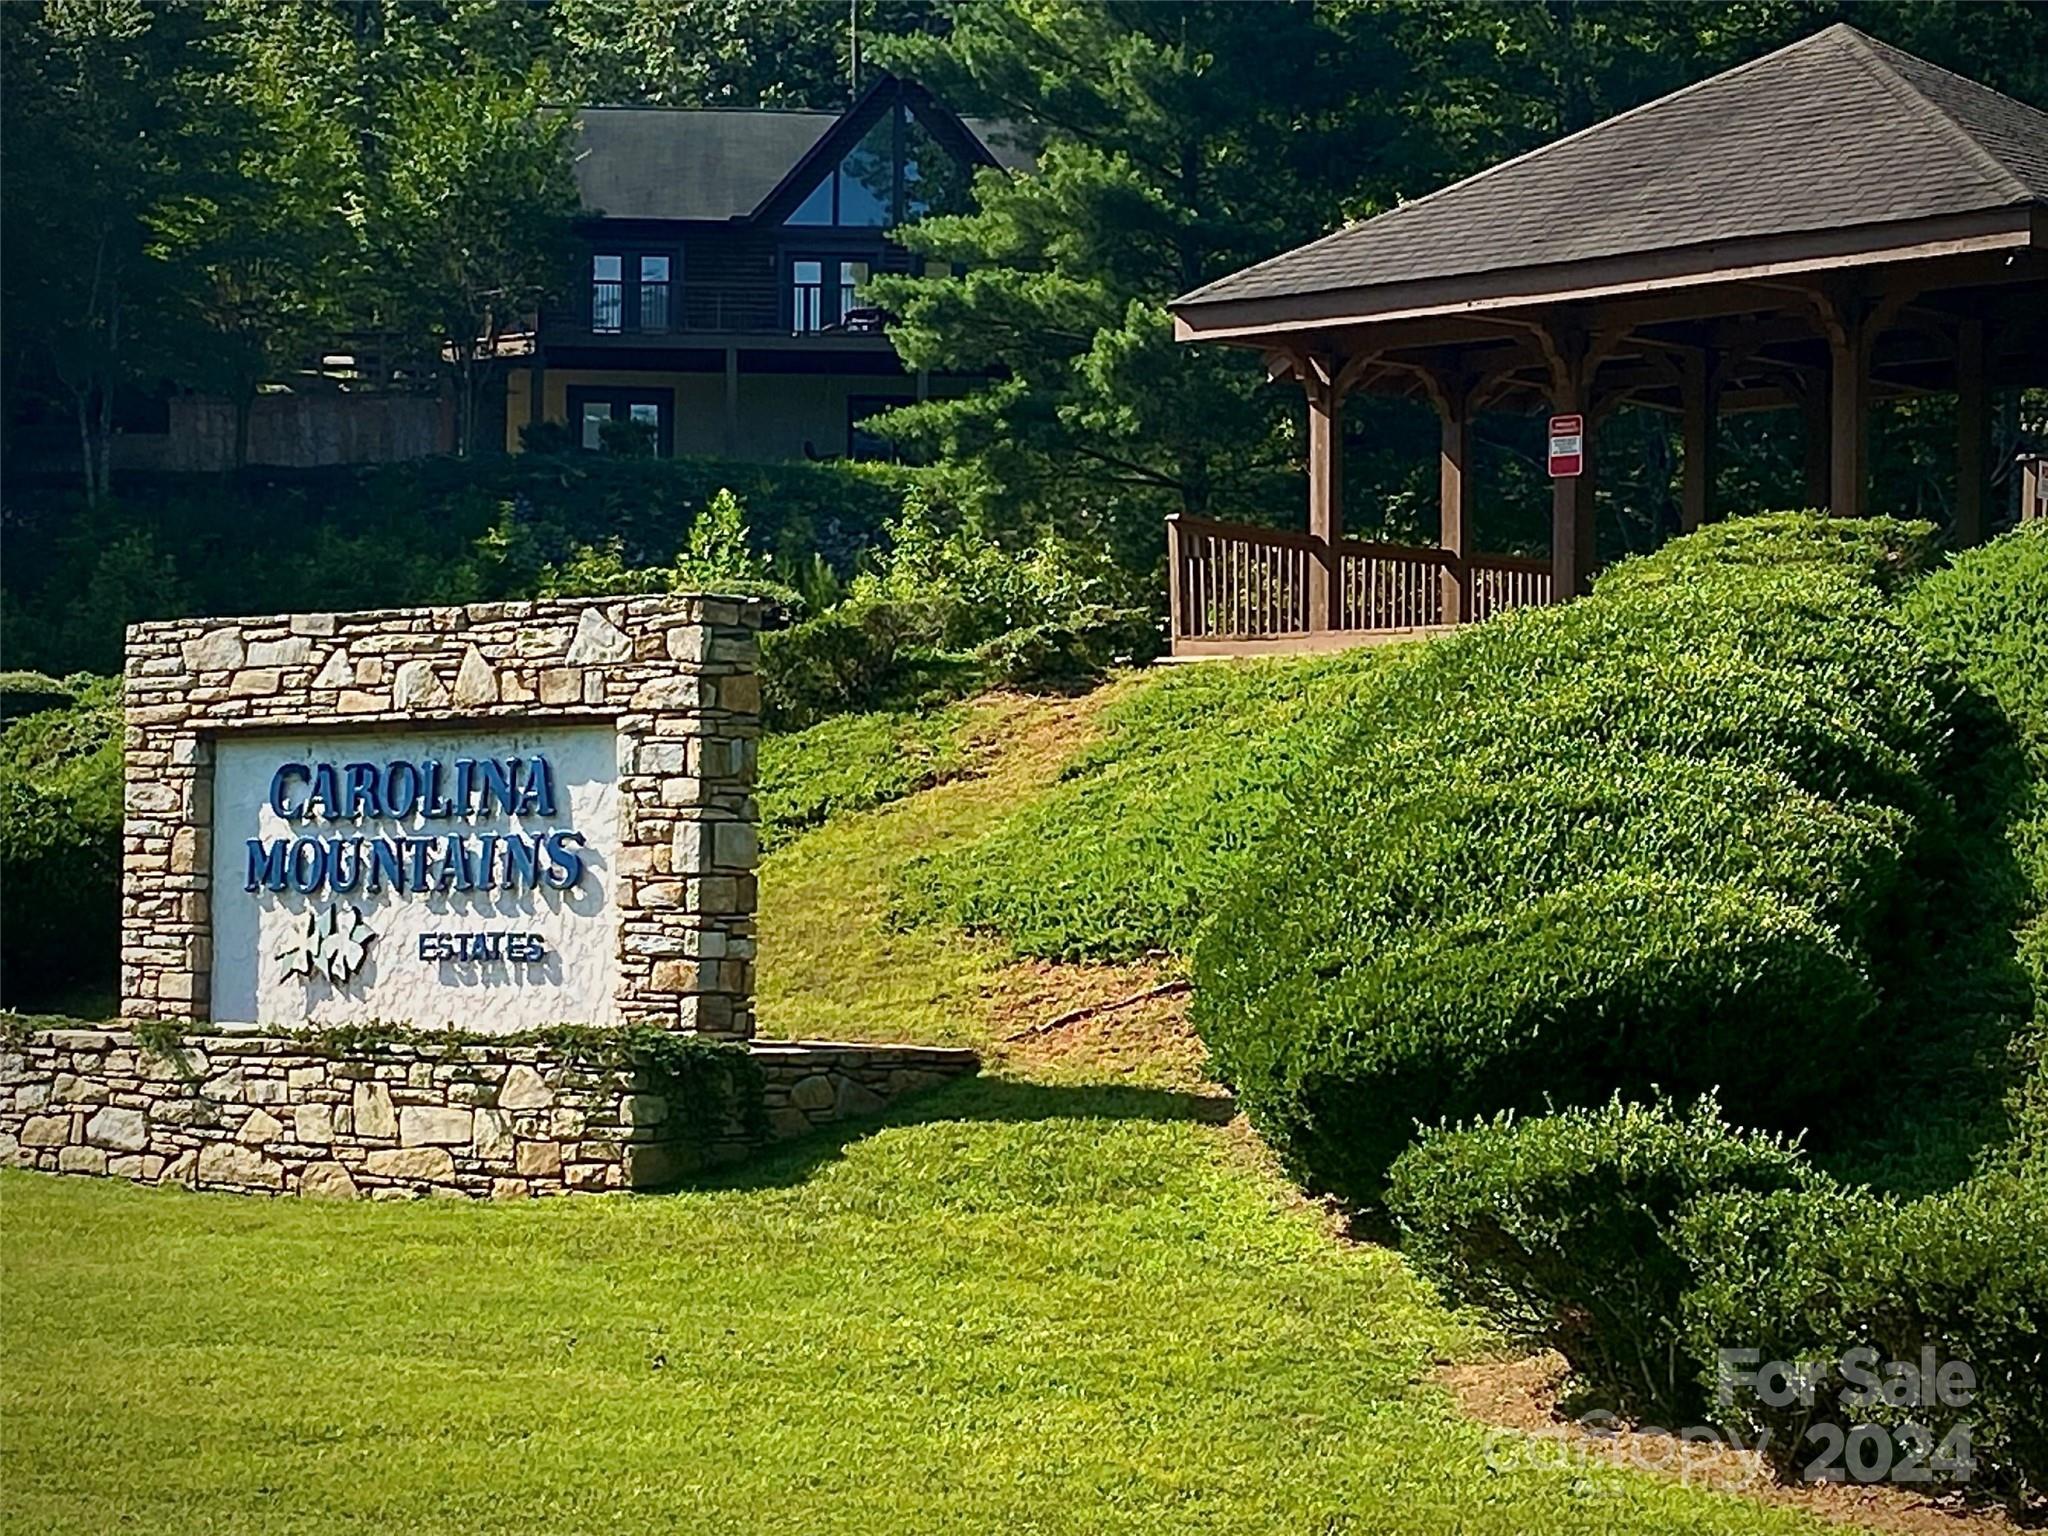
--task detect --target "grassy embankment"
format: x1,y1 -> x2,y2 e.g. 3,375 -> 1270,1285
1,679 -> 1852,1535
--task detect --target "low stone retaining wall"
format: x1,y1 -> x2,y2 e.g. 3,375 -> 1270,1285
0,1028 -> 977,1200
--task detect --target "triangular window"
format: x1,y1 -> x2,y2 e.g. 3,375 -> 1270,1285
782,98 -> 976,229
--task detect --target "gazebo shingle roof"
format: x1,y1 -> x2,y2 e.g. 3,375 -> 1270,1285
1176,24 -> 2048,312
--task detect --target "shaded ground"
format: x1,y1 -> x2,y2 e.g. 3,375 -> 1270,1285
1438,1355 -> 2027,1536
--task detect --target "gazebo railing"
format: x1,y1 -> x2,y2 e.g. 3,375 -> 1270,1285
1338,540 -> 1453,631
1167,516 -> 1318,639
1166,514 -> 1552,650
1469,553 -> 1553,621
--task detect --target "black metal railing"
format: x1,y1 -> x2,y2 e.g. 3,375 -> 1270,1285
570,284 -> 895,338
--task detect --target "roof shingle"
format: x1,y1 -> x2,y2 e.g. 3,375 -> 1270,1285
570,104 -> 1030,223
1176,24 -> 2048,312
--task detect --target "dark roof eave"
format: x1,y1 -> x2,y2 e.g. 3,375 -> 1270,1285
1172,204 -> 2042,346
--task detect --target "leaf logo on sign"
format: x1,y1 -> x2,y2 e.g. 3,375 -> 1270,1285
275,904 -> 378,984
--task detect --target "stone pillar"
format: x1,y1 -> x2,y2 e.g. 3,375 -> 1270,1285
120,596 -> 764,1038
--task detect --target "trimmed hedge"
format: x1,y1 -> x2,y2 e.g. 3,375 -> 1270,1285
1679,1173 -> 2048,1498
1903,523 -> 2048,1060
1597,509 -> 1943,597
1388,1097 -> 1812,1420
1382,527 -> 2048,1496
1194,520 -> 1951,1201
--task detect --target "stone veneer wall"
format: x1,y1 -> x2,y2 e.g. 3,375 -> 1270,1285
0,1028 -> 979,1200
123,595 -> 763,1035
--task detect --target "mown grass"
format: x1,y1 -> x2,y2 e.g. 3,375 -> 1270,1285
756,689 -> 1118,1049
3,1080 -> 1836,1536
0,658 -> 1893,1534
758,705 -> 975,852
896,651 -> 1403,961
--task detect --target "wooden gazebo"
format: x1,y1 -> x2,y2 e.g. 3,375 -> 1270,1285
1167,24 -> 2048,656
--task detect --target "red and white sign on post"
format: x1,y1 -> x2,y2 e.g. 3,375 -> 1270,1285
1547,414 -> 1585,479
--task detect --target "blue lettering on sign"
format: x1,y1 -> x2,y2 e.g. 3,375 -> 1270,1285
245,753 -> 590,897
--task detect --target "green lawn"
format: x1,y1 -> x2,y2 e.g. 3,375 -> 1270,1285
3,684 -> 1851,1534
3,1079 -> 1834,1535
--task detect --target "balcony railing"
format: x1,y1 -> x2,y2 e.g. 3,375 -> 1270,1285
1166,514 -> 1552,654
588,280 -> 675,335
564,285 -> 900,339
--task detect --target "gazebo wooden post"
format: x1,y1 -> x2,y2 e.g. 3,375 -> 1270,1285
1801,384 -> 1831,510
1304,358 -> 1344,633
1542,322 -> 1599,600
1814,283 -> 1871,518
1955,316 -> 1986,546
1680,347 -> 1716,532
1419,368 -> 1476,622
1828,330 -> 1868,518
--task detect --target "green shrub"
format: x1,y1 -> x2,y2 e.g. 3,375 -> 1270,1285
759,596 -> 964,731
1597,509 -> 1943,597
1903,524 -> 2048,1047
0,456 -> 909,675
1388,1096 -> 1811,1421
1194,525 -> 1954,1202
0,676 -> 123,1008
1678,1172 -> 2048,1497
972,604 -> 1160,690
758,708 -> 972,849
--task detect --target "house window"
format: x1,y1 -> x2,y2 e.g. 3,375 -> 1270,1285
637,255 -> 672,332
787,178 -> 833,227
791,259 -> 825,332
591,254 -> 623,333
780,98 -> 977,230
569,387 -> 673,457
835,114 -> 894,228
790,256 -> 876,333
839,260 -> 869,320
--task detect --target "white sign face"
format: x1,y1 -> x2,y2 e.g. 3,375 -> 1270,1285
208,724 -> 621,1032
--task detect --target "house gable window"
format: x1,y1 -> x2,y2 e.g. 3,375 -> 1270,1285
782,98 -> 975,230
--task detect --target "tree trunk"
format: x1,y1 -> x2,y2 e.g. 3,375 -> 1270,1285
73,387 -> 98,509
93,279 -> 122,502
233,394 -> 254,472
456,356 -> 474,459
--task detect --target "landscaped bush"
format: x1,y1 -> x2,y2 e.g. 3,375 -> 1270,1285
1678,1171 -> 2048,1498
758,707 -> 973,850
759,596 -> 977,731
1193,520 -> 1955,1202
1387,1096 -> 1812,1421
1903,523 -> 2048,1036
1597,509 -> 1943,596
758,506 -> 1159,730
0,676 -> 123,1009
